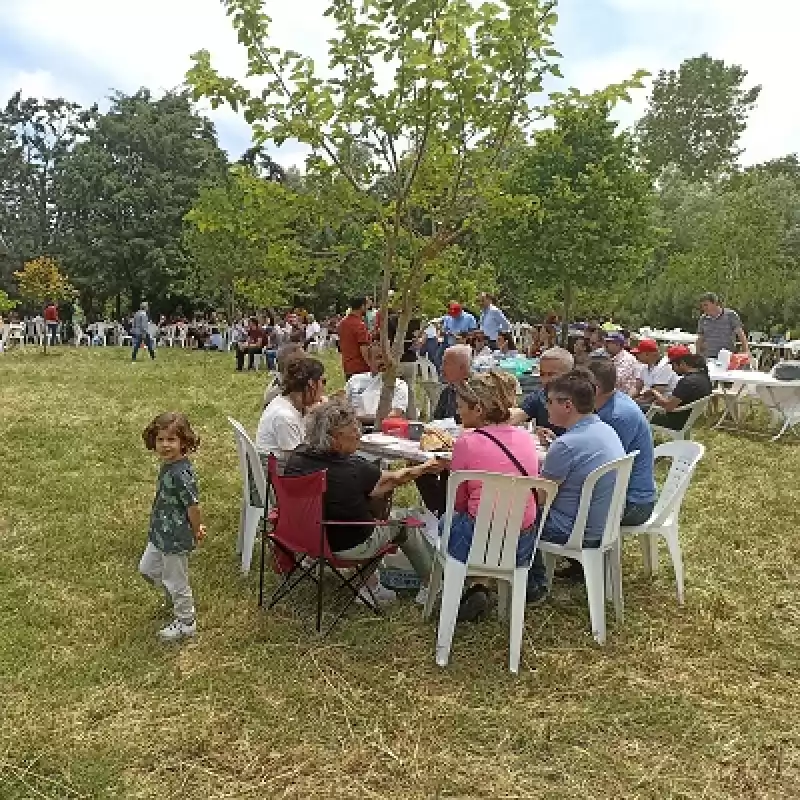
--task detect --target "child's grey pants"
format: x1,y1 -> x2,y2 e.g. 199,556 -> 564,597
139,542 -> 195,624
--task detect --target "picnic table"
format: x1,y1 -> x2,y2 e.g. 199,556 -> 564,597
749,341 -> 800,371
642,330 -> 698,345
359,427 -> 548,464
708,364 -> 800,441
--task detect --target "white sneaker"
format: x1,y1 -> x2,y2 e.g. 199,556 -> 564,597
157,619 -> 197,641
357,584 -> 397,607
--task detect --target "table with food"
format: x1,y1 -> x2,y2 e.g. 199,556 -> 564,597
358,418 -> 548,464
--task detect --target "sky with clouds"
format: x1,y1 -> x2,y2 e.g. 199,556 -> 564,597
0,0 -> 797,168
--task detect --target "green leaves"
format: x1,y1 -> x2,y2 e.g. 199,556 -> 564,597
636,54 -> 762,181
184,166 -> 325,309
483,100 -> 656,321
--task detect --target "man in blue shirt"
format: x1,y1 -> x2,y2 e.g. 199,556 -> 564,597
527,370 -> 625,600
509,346 -> 573,442
588,359 -> 656,526
478,292 -> 511,347
441,301 -> 477,346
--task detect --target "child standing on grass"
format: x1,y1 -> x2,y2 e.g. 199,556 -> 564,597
139,412 -> 206,642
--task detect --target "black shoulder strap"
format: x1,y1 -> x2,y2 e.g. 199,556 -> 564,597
473,427 -> 530,479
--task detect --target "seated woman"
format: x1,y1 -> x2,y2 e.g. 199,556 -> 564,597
263,343 -> 305,409
256,357 -> 326,471
496,330 -> 519,357
643,350 -> 712,430
285,401 -> 446,605
468,331 -> 493,358
443,370 -> 540,622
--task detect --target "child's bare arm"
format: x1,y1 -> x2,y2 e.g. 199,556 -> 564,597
188,504 -> 206,542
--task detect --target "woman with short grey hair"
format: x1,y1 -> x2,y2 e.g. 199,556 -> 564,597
285,400 -> 446,606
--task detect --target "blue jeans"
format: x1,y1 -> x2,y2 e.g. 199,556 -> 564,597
47,322 -> 58,345
440,512 -> 536,567
527,521 -> 602,591
132,332 -> 155,360
621,500 -> 655,527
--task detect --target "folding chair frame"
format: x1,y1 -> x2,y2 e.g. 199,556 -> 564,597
258,505 -> 410,637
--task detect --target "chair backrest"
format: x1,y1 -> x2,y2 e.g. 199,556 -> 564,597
648,396 -> 709,438
227,417 -> 268,508
416,357 -> 439,382
648,441 -> 705,528
267,455 -> 328,558
565,453 -> 636,550
442,470 -> 560,571
418,381 -> 444,416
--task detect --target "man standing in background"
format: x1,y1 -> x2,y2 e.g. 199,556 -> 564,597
442,301 -> 477,347
696,292 -> 749,359
43,301 -> 59,346
478,292 -> 511,349
131,302 -> 156,361
338,296 -> 371,378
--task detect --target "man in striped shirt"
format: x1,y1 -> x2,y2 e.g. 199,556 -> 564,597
696,293 -> 749,359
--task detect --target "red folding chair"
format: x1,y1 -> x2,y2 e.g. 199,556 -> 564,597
258,456 -> 417,636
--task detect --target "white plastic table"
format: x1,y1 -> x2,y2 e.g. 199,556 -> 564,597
708,365 -> 800,441
359,431 -> 548,464
646,330 -> 698,345
359,433 -> 452,464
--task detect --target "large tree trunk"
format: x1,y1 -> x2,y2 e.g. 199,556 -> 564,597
375,227 -> 460,424
561,280 -> 572,347
130,285 -> 142,315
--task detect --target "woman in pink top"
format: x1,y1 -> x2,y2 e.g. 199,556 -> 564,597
442,370 -> 539,622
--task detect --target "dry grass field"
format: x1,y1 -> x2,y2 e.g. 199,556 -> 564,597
0,346 -> 798,798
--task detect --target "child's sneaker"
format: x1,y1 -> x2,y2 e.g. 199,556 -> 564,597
157,619 -> 197,641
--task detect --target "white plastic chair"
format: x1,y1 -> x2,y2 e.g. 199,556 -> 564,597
537,453 -> 636,645
174,324 -> 189,348
146,322 -> 159,346
621,441 -> 704,605
117,324 -> 132,347
423,470 -> 559,673
9,323 -> 26,346
416,356 -> 439,382
161,324 -> 176,347
647,396 -> 709,441
228,417 -> 268,574
73,324 -> 91,346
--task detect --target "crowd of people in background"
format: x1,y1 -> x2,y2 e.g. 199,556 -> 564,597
242,290 -> 731,625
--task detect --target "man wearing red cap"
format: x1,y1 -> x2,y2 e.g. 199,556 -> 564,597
442,301 -> 477,347
643,347 -> 712,430
631,338 -> 678,400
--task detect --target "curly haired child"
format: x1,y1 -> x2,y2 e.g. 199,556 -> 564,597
139,412 -> 206,641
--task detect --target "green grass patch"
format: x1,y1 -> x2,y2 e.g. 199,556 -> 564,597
0,346 -> 798,798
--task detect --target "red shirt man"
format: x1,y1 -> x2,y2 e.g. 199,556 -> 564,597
44,303 -> 59,322
339,296 -> 371,378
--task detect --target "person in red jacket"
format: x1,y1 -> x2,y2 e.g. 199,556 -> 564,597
43,302 -> 59,345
